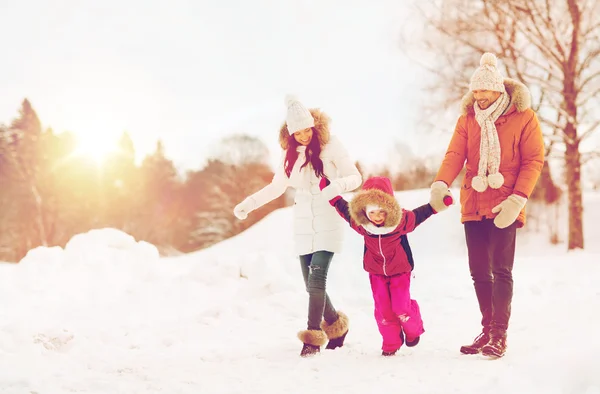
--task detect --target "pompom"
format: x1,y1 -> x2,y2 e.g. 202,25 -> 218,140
472,175 -> 488,193
488,172 -> 504,189
284,94 -> 299,107
479,52 -> 498,67
480,52 -> 498,67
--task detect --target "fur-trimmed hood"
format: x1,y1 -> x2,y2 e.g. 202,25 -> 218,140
460,78 -> 532,116
278,108 -> 331,150
349,177 -> 401,232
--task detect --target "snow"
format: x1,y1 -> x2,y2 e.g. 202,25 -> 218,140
1,189 -> 599,394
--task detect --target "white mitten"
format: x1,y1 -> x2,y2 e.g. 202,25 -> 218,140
320,180 -> 342,202
233,198 -> 255,220
429,181 -> 454,213
491,194 -> 527,229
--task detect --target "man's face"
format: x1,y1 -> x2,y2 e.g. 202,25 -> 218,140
473,90 -> 502,110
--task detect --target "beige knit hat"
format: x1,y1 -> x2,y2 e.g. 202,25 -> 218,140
284,94 -> 314,134
469,53 -> 506,92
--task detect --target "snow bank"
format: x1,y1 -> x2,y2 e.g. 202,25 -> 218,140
20,228 -> 159,267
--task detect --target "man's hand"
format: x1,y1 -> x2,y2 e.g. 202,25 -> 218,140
491,194 -> 527,228
430,181 -> 454,213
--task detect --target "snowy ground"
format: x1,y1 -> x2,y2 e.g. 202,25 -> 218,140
1,188 -> 599,394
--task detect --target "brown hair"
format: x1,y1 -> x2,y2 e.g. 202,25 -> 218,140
283,128 -> 325,178
278,108 -> 331,178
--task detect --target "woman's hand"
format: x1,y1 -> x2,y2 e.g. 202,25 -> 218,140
319,178 -> 342,206
233,198 -> 255,220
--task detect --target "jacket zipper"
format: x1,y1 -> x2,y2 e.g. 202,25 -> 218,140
378,235 -> 387,276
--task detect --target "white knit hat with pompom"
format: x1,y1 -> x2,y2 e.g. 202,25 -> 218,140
284,94 -> 314,134
469,53 -> 506,92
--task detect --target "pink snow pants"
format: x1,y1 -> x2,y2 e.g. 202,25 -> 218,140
369,272 -> 425,353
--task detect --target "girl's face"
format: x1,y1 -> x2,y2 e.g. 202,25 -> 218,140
367,209 -> 387,226
293,128 -> 313,146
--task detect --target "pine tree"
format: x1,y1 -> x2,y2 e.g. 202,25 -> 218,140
101,131 -> 140,230
134,140 -> 185,250
0,99 -> 48,255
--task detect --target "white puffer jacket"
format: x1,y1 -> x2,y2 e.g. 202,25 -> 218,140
240,135 -> 362,255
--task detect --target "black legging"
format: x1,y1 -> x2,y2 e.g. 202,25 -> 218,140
299,251 -> 339,330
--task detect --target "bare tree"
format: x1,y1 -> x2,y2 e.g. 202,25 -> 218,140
404,0 -> 600,250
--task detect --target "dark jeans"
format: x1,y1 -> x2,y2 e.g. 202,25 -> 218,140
464,219 -> 517,338
299,251 -> 338,331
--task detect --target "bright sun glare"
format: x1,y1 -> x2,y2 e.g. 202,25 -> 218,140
73,134 -> 117,165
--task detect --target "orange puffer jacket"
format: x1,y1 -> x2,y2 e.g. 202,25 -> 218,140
435,79 -> 545,227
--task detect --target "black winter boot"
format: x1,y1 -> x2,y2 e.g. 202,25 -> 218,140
300,343 -> 320,357
321,311 -> 349,350
460,332 -> 490,355
481,335 -> 507,358
382,349 -> 397,357
297,329 -> 327,358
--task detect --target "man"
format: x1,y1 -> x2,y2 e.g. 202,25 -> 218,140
429,52 -> 545,357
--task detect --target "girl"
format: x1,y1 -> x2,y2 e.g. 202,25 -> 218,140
233,95 -> 362,357
320,175 -> 451,356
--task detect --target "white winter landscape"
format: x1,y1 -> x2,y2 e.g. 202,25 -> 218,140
1,188 -> 599,394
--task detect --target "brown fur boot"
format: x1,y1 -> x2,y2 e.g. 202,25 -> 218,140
297,329 -> 327,357
320,311 -> 349,350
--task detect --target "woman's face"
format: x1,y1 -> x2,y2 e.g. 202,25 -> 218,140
293,128 -> 313,146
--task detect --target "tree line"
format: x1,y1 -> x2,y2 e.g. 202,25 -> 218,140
0,100 -> 287,262
0,95 -> 572,262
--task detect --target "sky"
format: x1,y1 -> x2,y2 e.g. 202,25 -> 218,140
0,0 -> 447,172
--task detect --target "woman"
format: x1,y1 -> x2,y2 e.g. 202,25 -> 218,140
233,95 -> 362,357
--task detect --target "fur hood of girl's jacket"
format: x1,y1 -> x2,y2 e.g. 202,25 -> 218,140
278,108 -> 330,150
321,176 -> 435,276
349,176 -> 402,235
